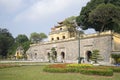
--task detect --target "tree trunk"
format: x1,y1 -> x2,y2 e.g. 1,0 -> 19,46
100,24 -> 105,32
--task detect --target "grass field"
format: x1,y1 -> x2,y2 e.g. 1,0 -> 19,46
0,65 -> 120,80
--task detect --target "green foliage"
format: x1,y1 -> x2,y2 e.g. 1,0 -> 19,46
76,0 -> 120,33
21,41 -> 30,53
63,16 -> 77,37
1,65 -> 120,80
90,50 -> 103,63
15,34 -> 29,44
110,66 -> 120,72
7,42 -> 18,56
15,34 -> 30,54
111,54 -> 120,64
67,64 -> 93,68
43,64 -> 119,76
89,3 -> 120,32
63,16 -> 76,29
63,16 -> 84,37
49,47 -> 57,62
79,68 -> 113,76
0,28 -> 14,58
76,0 -> 105,29
30,32 -> 47,43
5,34 -> 30,59
43,67 -> 66,73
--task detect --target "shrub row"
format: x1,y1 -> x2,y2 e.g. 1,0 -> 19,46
44,65 -> 113,76
43,67 -> 66,73
93,66 -> 120,73
79,68 -> 113,76
67,64 -> 93,68
105,66 -> 120,73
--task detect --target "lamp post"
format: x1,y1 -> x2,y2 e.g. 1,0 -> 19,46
75,22 -> 83,64
78,30 -> 81,64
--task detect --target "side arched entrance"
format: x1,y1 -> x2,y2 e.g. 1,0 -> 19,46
86,51 -> 92,62
61,52 -> 65,62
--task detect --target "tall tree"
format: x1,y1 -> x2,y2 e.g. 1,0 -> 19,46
16,34 -> 29,44
8,34 -> 30,57
63,16 -> 84,37
30,32 -> 47,43
89,3 -> 120,32
15,34 -> 30,53
0,28 -> 14,58
76,0 -> 120,33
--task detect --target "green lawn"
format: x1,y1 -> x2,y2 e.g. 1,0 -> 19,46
0,65 -> 120,80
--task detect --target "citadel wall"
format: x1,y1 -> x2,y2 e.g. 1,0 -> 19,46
26,31 -> 117,63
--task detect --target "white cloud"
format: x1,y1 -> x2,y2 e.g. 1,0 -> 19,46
14,0 -> 90,22
0,0 -> 90,37
0,0 -> 24,13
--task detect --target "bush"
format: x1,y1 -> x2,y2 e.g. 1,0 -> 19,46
109,66 -> 120,72
43,64 -> 81,73
43,64 -> 118,76
111,54 -> 120,64
43,66 -> 67,73
67,64 -> 93,68
98,66 -> 120,73
79,68 -> 113,76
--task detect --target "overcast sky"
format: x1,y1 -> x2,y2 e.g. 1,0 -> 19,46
0,0 -> 94,38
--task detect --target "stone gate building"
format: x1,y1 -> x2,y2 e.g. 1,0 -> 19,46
26,22 -> 120,63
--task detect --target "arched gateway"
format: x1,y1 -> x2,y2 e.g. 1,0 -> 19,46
86,51 -> 92,62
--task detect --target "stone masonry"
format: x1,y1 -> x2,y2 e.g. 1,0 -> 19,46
26,31 -> 120,63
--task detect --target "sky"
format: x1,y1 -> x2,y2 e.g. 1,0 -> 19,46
0,0 -> 95,38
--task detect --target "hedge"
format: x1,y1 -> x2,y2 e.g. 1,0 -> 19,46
79,68 -> 113,76
43,64 -> 120,76
43,66 -> 113,76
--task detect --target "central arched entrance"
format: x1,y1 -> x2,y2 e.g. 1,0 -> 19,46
86,51 -> 92,62
35,53 -> 37,59
47,52 -> 50,62
61,52 -> 65,62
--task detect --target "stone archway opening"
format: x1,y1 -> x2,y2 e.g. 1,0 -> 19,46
54,51 -> 57,59
47,52 -> 50,57
86,51 -> 92,62
47,52 -> 50,62
35,53 -> 37,59
61,52 -> 65,59
61,52 -> 65,62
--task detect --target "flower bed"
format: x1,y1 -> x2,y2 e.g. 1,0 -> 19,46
79,68 -> 113,76
43,64 -> 120,76
0,64 -> 20,69
49,64 -> 67,68
67,64 -> 93,68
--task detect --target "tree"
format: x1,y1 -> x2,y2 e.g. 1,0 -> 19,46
90,50 -> 103,63
30,32 -> 47,43
15,34 -> 30,54
0,28 -> 14,58
76,0 -> 120,33
89,3 -> 120,32
7,34 -> 30,59
49,47 -> 57,63
63,16 -> 84,37
111,54 -> 120,64
15,34 -> 29,44
39,33 -> 47,40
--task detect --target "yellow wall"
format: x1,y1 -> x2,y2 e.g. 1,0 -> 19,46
113,33 -> 120,51
49,25 -> 71,41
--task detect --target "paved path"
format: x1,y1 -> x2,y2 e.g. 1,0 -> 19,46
0,60 -> 56,66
